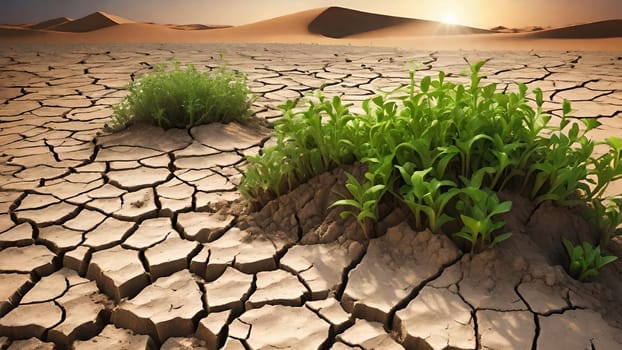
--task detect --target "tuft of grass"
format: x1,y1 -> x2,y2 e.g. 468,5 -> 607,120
108,60 -> 252,130
239,62 -> 622,255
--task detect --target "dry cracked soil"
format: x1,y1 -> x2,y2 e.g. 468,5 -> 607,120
1,43 -> 622,349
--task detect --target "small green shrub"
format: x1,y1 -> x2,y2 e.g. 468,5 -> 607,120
239,62 -> 622,254
109,60 -> 252,129
562,238 -> 617,281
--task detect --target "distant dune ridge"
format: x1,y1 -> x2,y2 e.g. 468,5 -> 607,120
165,24 -> 232,30
490,25 -> 545,33
309,7 -> 490,38
29,16 -> 72,30
308,7 -> 414,38
526,19 -> 622,38
0,6 -> 620,50
50,11 -> 133,32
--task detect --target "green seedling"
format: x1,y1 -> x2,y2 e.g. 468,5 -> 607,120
396,165 -> 460,233
240,92 -> 360,202
110,60 -> 252,129
589,196 -> 622,247
240,147 -> 296,202
454,187 -> 513,253
562,238 -> 618,281
527,117 -> 596,205
586,137 -> 622,200
329,172 -> 386,238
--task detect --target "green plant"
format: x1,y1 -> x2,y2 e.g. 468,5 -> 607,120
525,101 -> 599,206
562,238 -> 618,281
239,147 -> 295,202
239,61 -> 622,254
396,165 -> 460,233
240,93 -> 360,203
585,137 -> 622,200
590,196 -> 622,247
453,187 -> 513,253
328,172 -> 386,238
109,60 -> 252,129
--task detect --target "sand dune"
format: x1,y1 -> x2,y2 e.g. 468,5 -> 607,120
0,7 -> 620,50
81,22 -> 210,42
308,7 -> 412,38
29,17 -> 72,30
51,11 -> 133,32
527,19 -> 622,38
0,25 -> 59,39
166,24 -> 232,30
347,20 -> 491,39
208,7 -> 326,38
309,7 -> 490,38
491,25 -> 545,34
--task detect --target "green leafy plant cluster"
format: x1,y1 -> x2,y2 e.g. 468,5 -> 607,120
109,61 -> 252,129
562,239 -> 617,281
239,62 -> 622,257
590,196 -> 622,247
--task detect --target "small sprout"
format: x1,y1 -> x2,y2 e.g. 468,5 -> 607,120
396,165 -> 459,233
453,188 -> 513,253
329,172 -> 386,239
562,238 -> 617,281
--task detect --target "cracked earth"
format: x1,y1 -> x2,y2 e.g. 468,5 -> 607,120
1,43 -> 622,349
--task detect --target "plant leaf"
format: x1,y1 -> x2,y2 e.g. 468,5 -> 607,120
563,99 -> 572,116
581,118 -> 601,132
562,238 -> 574,256
595,255 -> 618,269
329,199 -> 362,210
454,231 -> 476,243
579,268 -> 599,281
420,76 -> 431,93
489,201 -> 512,217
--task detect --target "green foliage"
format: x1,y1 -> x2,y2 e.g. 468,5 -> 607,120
240,93 -> 358,200
585,137 -> 622,200
589,196 -> 622,246
562,238 -> 617,281
454,187 -> 512,253
396,165 -> 459,233
239,62 -> 622,254
109,60 -> 252,129
328,172 -> 387,238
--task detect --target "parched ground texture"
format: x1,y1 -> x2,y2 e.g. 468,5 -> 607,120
1,43 -> 622,349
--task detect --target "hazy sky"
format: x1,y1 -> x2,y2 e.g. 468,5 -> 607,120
4,0 -> 622,28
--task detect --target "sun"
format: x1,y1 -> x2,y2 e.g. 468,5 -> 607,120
441,14 -> 459,25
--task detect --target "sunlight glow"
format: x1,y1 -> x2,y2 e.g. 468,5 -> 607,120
441,14 -> 459,25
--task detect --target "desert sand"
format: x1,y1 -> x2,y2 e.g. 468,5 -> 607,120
0,7 -> 620,50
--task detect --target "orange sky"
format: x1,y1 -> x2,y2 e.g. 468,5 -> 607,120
4,0 -> 622,28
